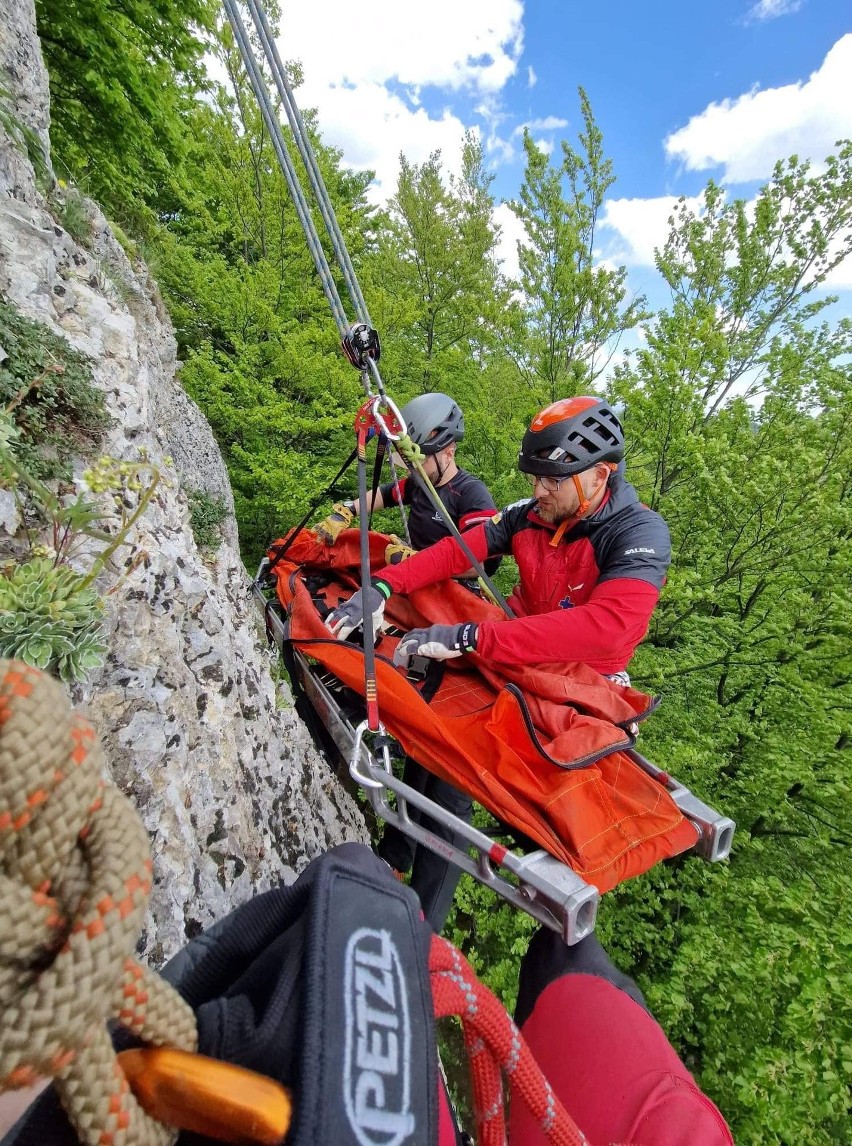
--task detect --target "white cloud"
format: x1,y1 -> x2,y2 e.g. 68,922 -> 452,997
599,195 -> 705,267
747,0 -> 802,21
528,65 -> 537,88
600,192 -> 852,292
665,34 -> 852,183
511,115 -> 569,137
823,250 -> 852,290
276,0 -> 525,198
493,202 -> 527,280
305,82 -> 472,201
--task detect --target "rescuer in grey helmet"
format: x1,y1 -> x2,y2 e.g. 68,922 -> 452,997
314,392 -> 498,932
314,392 -> 497,555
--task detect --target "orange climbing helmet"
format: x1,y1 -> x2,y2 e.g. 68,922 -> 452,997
519,396 -> 624,478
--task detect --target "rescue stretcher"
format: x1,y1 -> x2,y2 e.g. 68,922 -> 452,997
253,542 -> 735,945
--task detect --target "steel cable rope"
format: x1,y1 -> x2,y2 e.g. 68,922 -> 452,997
223,0 -> 512,611
221,0 -> 350,342
243,0 -> 372,330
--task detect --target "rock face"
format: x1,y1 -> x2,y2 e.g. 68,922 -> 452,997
0,0 -> 368,963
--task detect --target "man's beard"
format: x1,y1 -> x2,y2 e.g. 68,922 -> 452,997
535,500 -> 573,524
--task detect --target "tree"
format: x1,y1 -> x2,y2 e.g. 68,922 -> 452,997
370,133 -> 508,397
508,89 -> 646,405
35,0 -> 217,228
598,147 -> 852,1144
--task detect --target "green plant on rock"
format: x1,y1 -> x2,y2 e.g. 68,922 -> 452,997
0,414 -> 161,682
0,300 -> 109,480
49,183 -> 93,246
0,558 -> 105,682
0,80 -> 49,187
186,487 -> 228,551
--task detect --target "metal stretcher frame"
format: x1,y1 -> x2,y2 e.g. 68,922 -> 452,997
253,574 -> 735,944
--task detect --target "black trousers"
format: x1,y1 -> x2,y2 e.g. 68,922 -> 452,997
376,758 -> 473,934
514,927 -> 648,1028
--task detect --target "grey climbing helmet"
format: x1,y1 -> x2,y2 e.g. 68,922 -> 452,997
401,393 -> 465,455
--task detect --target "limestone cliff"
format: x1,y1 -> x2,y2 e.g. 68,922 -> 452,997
0,0 -> 368,963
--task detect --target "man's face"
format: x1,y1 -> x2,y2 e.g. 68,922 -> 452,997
421,445 -> 453,482
528,465 -> 604,524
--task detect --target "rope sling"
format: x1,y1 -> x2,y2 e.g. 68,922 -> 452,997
0,660 -> 197,1145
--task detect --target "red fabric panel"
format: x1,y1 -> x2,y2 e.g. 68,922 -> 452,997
508,975 -> 733,1146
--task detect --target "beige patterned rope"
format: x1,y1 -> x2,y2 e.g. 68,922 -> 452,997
0,660 -> 198,1145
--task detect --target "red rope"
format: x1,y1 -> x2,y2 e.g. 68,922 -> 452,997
428,935 -> 589,1146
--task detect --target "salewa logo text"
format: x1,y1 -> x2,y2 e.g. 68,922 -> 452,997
343,928 -> 415,1146
624,546 -> 656,555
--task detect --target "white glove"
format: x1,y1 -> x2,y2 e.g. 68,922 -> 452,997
325,583 -> 390,641
393,623 -> 478,668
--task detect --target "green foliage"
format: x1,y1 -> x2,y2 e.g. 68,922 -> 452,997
0,558 -> 105,682
49,183 -> 93,246
0,300 -> 109,480
187,487 -> 228,551
369,133 -> 508,392
34,0 -> 217,230
508,89 -> 648,404
0,81 -> 49,186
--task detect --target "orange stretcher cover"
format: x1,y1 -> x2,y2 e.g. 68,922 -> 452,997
268,531 -> 699,894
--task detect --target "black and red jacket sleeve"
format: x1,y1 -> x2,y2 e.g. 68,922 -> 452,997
377,523 -> 496,593
454,474 -> 497,532
378,476 -> 410,507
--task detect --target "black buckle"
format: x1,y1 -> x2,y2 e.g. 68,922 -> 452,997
406,654 -> 430,683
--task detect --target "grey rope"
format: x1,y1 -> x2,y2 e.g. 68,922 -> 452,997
243,0 -> 372,328
222,0 -> 349,338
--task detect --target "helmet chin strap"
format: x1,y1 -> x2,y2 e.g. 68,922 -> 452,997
571,472 -> 593,518
548,470 -> 610,547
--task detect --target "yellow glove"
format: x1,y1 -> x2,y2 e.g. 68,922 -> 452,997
315,501 -> 355,545
384,535 -> 417,565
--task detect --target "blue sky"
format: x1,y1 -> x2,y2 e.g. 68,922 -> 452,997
275,0 -> 852,302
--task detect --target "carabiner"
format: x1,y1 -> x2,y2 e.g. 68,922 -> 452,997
369,394 -> 406,442
119,1046 -> 292,1146
349,719 -> 392,791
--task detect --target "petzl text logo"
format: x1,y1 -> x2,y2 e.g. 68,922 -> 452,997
343,928 -> 415,1146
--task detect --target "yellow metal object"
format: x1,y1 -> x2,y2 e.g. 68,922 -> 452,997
119,1047 -> 292,1145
